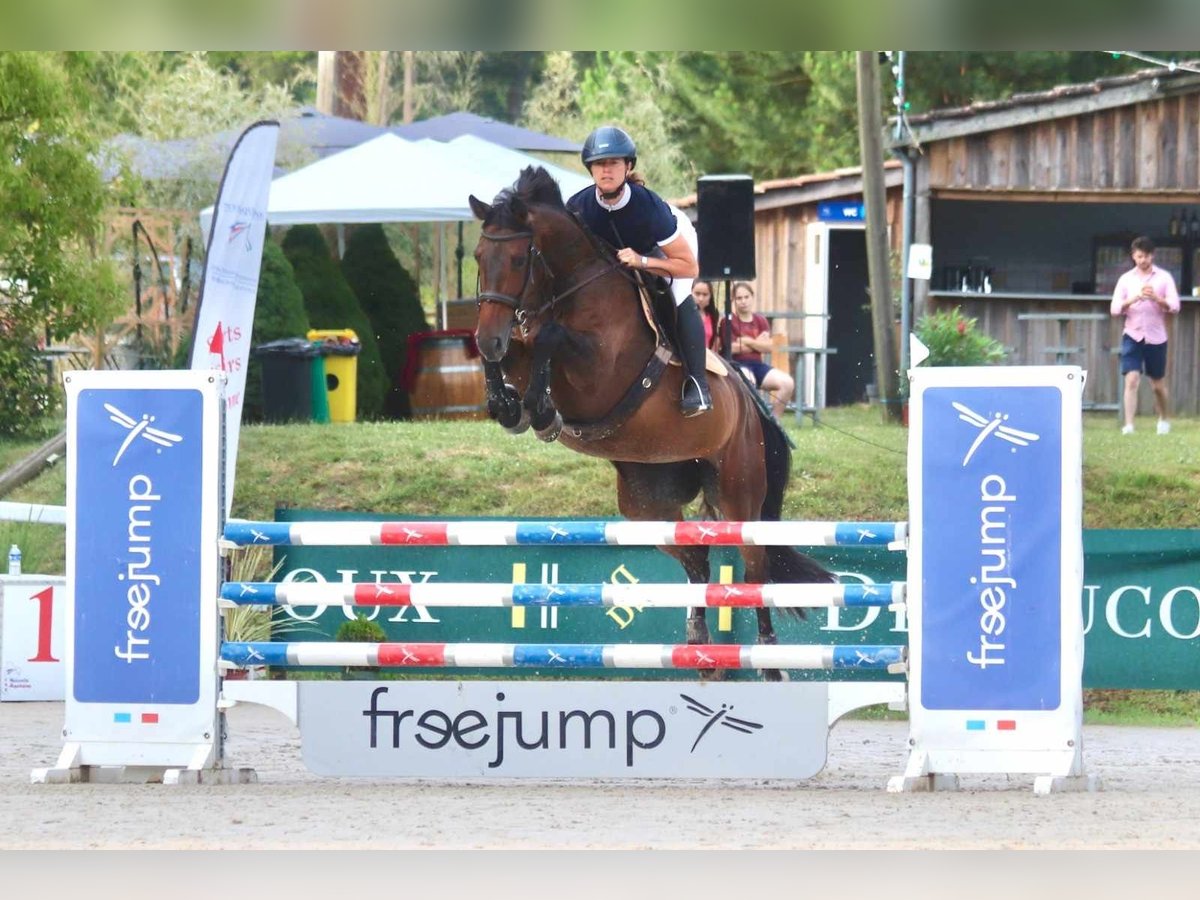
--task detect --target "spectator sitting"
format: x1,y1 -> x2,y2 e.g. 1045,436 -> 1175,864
724,281 -> 795,420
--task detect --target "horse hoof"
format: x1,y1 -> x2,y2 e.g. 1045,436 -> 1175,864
503,407 -> 531,435
534,411 -> 563,443
699,668 -> 729,682
760,668 -> 788,683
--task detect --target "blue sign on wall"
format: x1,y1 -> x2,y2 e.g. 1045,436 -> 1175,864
920,386 -> 1062,711
72,388 -> 205,704
817,202 -> 865,222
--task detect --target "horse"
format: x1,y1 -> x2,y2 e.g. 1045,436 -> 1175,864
468,166 -> 833,680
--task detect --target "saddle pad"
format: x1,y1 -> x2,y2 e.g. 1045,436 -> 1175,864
638,282 -> 728,379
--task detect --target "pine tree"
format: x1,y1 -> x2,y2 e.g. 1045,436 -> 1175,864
340,225 -> 428,418
242,240 -> 310,421
281,225 -> 388,419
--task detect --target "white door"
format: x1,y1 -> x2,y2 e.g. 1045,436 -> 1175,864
801,221 -> 868,410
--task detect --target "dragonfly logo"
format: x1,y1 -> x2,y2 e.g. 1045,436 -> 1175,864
680,693 -> 763,752
105,404 -> 183,466
953,401 -> 1039,466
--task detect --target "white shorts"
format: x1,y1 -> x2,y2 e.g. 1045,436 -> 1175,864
667,205 -> 697,306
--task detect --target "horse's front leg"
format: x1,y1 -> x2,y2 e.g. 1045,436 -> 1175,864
524,323 -> 566,442
483,359 -> 529,435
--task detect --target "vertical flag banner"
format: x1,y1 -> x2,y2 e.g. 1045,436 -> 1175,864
189,121 -> 279,517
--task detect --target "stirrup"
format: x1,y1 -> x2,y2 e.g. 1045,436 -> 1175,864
681,375 -> 712,417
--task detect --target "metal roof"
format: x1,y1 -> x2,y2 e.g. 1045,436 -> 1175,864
895,60 -> 1200,146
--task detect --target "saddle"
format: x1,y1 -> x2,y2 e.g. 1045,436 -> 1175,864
635,271 -> 728,378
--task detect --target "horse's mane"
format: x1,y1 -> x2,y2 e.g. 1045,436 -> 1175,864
485,166 -> 566,229
486,166 -> 617,263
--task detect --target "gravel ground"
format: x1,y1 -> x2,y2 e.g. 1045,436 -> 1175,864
2,700 -> 1199,849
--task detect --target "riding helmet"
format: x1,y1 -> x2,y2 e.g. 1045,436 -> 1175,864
581,125 -> 637,169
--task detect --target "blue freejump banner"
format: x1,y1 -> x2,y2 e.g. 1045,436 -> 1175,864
38,370 -> 224,779
893,366 -> 1089,793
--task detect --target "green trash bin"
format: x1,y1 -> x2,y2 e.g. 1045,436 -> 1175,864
310,356 -> 331,424
251,338 -> 319,423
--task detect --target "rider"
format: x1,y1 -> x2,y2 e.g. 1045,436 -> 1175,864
566,125 -> 712,417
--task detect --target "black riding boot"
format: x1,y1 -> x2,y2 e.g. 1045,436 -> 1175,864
675,295 -> 713,417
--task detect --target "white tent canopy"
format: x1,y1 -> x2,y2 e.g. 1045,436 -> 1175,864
199,133 -> 591,235
417,134 -> 591,203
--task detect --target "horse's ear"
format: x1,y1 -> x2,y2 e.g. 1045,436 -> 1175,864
468,194 -> 491,221
509,195 -> 529,225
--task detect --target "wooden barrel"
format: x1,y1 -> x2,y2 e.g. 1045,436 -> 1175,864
409,336 -> 486,420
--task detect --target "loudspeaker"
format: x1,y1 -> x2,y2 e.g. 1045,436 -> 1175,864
696,175 -> 756,280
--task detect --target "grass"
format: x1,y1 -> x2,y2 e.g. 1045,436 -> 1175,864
6,405 -> 1197,565
3,404 -> 1199,725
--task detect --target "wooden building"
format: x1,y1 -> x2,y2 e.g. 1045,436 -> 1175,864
675,165 -> 903,407
894,62 -> 1200,415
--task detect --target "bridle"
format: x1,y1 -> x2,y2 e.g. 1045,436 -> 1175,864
476,227 -> 626,336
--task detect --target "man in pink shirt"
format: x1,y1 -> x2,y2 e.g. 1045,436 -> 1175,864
1111,236 -> 1181,435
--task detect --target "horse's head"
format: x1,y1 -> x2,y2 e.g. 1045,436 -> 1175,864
470,166 -> 579,362
470,192 -> 540,362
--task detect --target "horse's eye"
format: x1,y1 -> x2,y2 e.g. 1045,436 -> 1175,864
513,255 -> 527,269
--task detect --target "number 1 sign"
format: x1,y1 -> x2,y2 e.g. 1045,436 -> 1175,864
1,576 -> 66,701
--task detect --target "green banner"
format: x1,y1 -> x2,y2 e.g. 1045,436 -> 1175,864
269,511 -> 1200,689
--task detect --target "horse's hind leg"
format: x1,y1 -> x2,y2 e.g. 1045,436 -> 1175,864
712,433 -> 790,681
612,462 -> 721,679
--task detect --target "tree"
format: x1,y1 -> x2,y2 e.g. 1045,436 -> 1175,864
109,53 -> 304,212
243,239 -> 310,422
0,52 -> 124,433
203,51 -> 316,104
523,51 -> 693,197
281,225 -> 388,420
340,225 -> 428,418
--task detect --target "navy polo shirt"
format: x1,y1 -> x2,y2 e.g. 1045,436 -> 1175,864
567,182 -> 680,254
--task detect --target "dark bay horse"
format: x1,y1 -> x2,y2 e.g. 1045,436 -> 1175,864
469,167 -> 832,680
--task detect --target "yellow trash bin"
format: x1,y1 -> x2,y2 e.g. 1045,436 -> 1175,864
307,329 -> 360,423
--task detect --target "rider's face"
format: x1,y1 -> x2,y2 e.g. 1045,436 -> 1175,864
590,157 -> 631,196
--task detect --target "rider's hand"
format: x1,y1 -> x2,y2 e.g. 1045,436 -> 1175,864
617,248 -> 642,269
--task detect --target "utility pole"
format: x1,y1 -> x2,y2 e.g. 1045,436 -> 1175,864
316,51 -> 336,114
403,51 -> 415,123
401,51 -> 420,293
856,51 -> 902,423
373,51 -> 391,125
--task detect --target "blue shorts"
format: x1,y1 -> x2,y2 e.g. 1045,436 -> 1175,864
735,358 -> 773,387
1120,335 -> 1168,380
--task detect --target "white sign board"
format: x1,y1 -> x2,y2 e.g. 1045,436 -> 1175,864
906,243 -> 933,281
299,680 -> 830,778
1,575 -> 66,701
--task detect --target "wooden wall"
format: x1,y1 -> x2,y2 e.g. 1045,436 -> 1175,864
927,294 -> 1200,416
747,191 -> 903,344
928,93 -> 1200,192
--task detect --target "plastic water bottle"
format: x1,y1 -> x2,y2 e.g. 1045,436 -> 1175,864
7,544 -> 20,576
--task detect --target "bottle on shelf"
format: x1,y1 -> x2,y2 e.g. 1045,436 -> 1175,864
1189,211 -> 1200,238
7,543 -> 21,576
1169,209 -> 1180,236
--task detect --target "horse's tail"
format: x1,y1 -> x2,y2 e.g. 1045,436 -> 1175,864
756,398 -> 836,601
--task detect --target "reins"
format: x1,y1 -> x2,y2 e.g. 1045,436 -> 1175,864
476,224 -> 631,334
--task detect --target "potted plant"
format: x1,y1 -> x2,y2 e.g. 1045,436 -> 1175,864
903,307 -> 1007,426
913,307 -> 1007,367
335,614 -> 388,679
